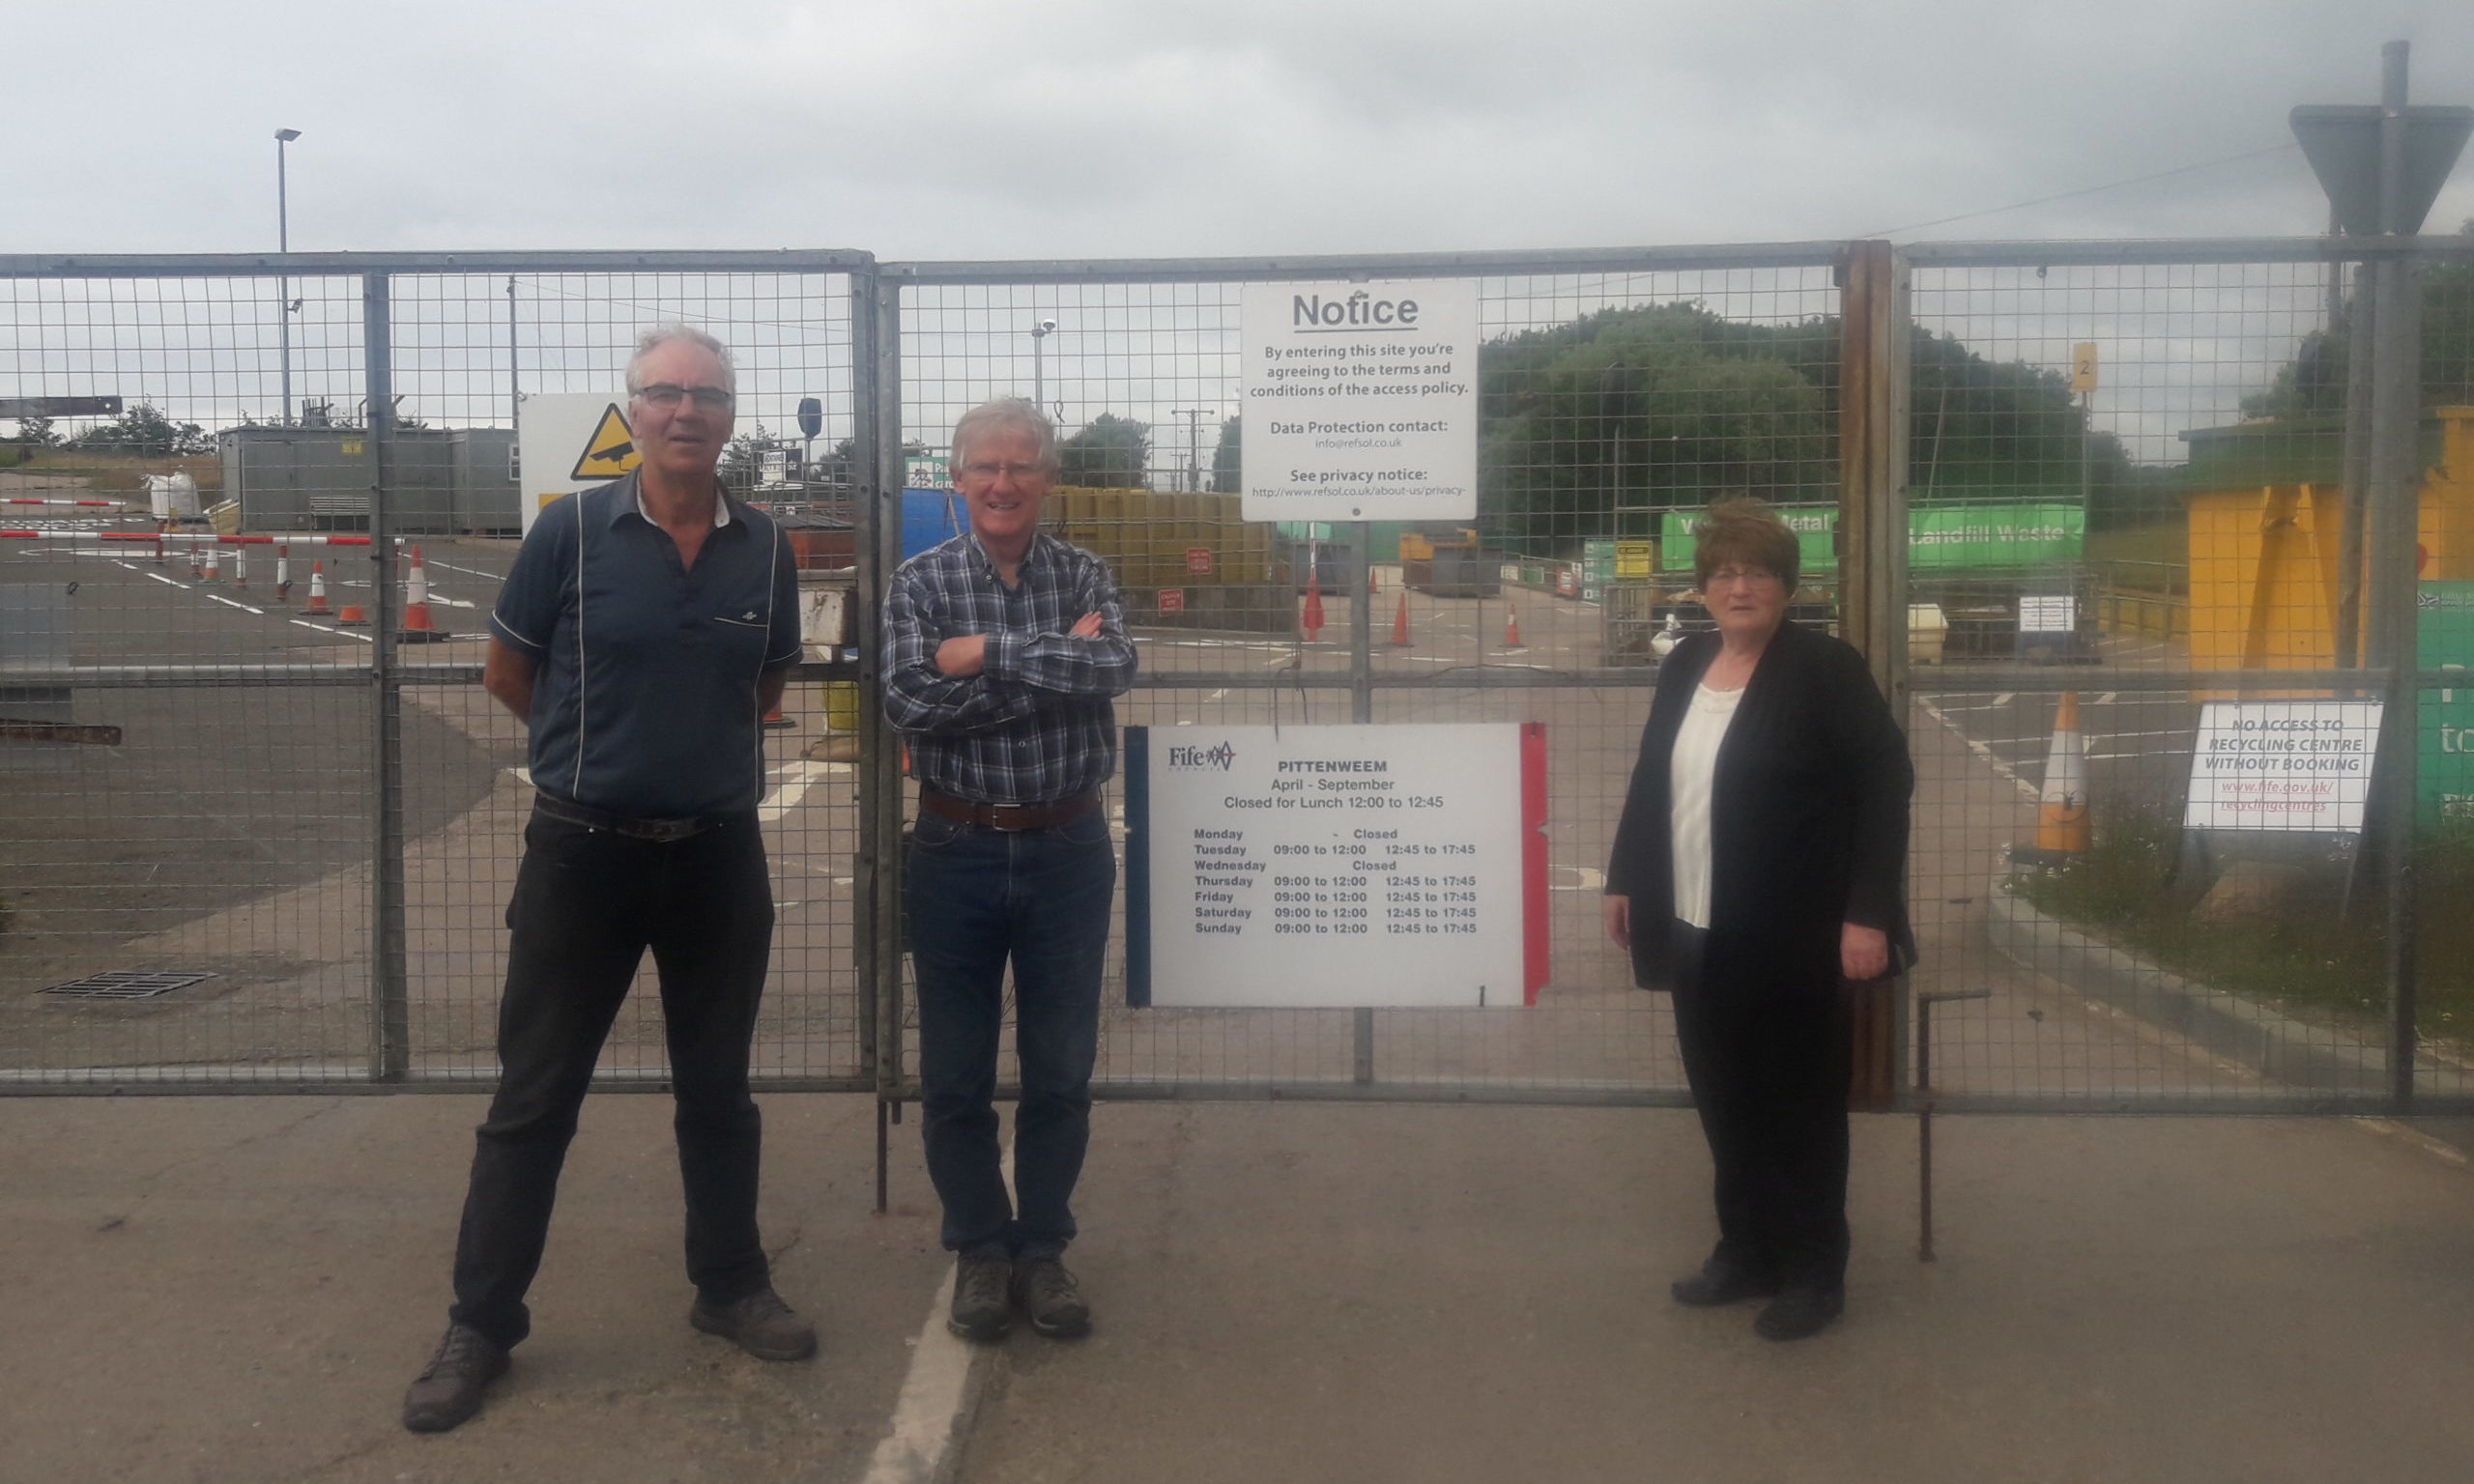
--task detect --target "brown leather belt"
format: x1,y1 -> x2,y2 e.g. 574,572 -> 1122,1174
919,788 -> 1098,833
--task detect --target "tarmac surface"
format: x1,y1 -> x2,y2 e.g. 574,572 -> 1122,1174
9,1094 -> 2474,1483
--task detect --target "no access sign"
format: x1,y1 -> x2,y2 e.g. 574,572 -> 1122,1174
1239,278 -> 1479,523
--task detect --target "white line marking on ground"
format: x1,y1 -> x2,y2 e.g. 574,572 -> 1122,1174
2086,749 -> 2188,761
144,571 -> 185,587
2095,692 -> 2119,704
758,758 -> 853,823
861,1152 -> 1010,1484
1918,694 -> 2039,802
2351,1118 -> 2471,1169
1550,865 -> 1605,892
204,593 -> 265,614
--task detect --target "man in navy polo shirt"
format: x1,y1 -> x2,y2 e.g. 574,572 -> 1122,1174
403,325 -> 812,1434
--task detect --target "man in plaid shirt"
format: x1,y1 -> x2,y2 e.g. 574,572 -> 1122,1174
883,398 -> 1137,1343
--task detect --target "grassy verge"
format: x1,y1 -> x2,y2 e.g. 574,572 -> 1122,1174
11,450 -> 221,495
2013,803 -> 2474,1049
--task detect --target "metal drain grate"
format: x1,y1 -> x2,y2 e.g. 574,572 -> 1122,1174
41,971 -> 216,1001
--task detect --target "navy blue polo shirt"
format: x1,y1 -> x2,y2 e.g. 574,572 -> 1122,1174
489,473 -> 802,818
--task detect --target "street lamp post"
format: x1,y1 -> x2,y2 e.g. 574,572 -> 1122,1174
1031,317 -> 1055,422
274,128 -> 302,425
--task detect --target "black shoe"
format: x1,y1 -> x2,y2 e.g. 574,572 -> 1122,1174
948,1253 -> 1013,1342
1670,1265 -> 1780,1308
691,1287 -> 819,1361
1754,1285 -> 1845,1341
401,1323 -> 509,1434
1011,1255 -> 1092,1339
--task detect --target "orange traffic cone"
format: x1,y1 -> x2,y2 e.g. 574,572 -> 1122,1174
1301,573 -> 1326,642
337,600 -> 368,626
201,545 -> 219,583
1390,590 -> 1411,646
1503,603 -> 1524,649
2034,692 -> 2089,854
304,561 -> 332,615
399,544 -> 447,642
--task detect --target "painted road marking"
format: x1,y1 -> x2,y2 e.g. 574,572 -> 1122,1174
759,758 -> 853,823
859,1149 -> 1011,1484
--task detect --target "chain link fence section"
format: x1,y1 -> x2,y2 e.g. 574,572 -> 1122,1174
885,248 -> 1843,1101
1900,237 -> 2474,1111
0,253 -> 874,1091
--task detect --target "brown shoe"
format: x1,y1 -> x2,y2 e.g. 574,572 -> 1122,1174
690,1287 -> 819,1361
402,1323 -> 509,1434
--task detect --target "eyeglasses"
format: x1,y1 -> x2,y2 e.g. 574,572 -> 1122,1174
632,384 -> 735,412
961,461 -> 1050,483
1705,566 -> 1782,588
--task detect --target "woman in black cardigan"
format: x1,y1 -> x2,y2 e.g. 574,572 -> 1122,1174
1603,498 -> 1914,1341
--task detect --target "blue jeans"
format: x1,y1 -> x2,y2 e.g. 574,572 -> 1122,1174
905,806 -> 1114,1259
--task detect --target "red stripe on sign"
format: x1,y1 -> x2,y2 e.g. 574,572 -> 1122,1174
1519,721 -> 1549,1005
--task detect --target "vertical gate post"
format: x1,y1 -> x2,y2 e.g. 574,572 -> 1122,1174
1837,241 -> 1912,1106
363,271 -> 411,1082
1350,520 -> 1375,1084
852,265 -> 907,1183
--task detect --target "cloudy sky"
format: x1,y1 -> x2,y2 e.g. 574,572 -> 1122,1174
6,0 -> 2470,259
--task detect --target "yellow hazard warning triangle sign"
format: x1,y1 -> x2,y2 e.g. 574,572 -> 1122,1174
570,403 -> 641,480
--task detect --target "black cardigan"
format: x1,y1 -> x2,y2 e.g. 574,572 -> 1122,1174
1604,620 -> 1916,992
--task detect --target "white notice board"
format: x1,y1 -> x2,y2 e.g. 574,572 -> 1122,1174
2184,700 -> 2384,833
515,392 -> 638,535
1125,724 -> 1545,1009
1238,279 -> 1479,523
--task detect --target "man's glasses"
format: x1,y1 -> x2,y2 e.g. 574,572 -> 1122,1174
633,384 -> 735,412
1705,565 -> 1782,588
961,461 -> 1050,483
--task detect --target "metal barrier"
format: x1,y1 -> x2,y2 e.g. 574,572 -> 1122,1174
0,253 -> 875,1093
6,234 -> 2473,1124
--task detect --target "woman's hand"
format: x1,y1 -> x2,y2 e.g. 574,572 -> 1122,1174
1603,895 -> 1631,951
1841,922 -> 1889,981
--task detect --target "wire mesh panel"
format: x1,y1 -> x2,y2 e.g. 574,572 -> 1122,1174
890,251 -> 1841,1100
0,269 -> 379,1084
1901,239 -> 2474,1111
0,255 -> 870,1091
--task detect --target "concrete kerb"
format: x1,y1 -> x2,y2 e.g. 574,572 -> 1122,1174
1983,868 -> 2416,1099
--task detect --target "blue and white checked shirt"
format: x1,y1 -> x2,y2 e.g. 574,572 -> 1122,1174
881,531 -> 1138,805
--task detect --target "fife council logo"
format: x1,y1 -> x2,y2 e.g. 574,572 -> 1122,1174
1166,741 -> 1237,772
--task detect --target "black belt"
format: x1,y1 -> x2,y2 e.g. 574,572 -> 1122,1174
532,794 -> 738,842
919,788 -> 1098,833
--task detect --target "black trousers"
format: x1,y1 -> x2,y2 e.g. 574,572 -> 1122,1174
447,808 -> 776,1350
1668,921 -> 1853,1290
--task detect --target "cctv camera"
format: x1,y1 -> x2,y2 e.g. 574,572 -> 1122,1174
1038,318 -> 1057,333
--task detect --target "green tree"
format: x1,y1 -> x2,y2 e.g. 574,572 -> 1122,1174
70,403 -> 211,456
1211,415 -> 1241,493
2241,220 -> 2474,421
1058,413 -> 1149,488
12,414 -> 56,448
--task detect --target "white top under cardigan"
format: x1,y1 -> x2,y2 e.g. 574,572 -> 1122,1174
1668,681 -> 1744,929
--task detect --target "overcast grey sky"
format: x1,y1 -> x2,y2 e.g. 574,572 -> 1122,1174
6,0 -> 2471,259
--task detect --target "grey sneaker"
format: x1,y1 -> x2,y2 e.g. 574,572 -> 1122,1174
690,1286 -> 818,1361
401,1323 -> 509,1434
1012,1256 -> 1092,1339
948,1253 -> 1013,1342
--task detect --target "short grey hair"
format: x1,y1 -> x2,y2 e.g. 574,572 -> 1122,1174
626,323 -> 736,397
950,398 -> 1058,474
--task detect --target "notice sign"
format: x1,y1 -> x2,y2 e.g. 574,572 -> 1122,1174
1124,724 -> 1546,1009
516,392 -> 638,535
1239,278 -> 1479,522
2184,700 -> 2384,834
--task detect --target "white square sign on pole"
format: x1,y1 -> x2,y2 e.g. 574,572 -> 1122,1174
2184,699 -> 2384,834
1238,279 -> 1480,523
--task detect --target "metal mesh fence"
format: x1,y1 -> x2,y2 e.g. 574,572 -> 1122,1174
0,257 -> 868,1090
890,252 -> 1841,1099
1902,240 -> 2474,1111
8,238 -> 2471,1113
